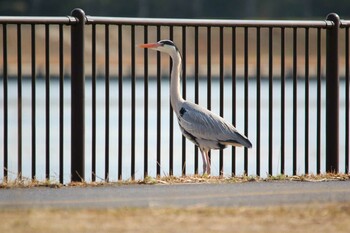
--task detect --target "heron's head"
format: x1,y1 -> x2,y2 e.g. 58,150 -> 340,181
139,40 -> 179,55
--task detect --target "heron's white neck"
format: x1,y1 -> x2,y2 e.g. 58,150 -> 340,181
170,51 -> 184,112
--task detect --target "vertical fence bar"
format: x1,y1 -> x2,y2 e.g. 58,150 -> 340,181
59,24 -> 64,183
182,26 -> 187,175
131,25 -> 136,180
244,27 -> 248,174
118,25 -> 123,180
31,24 -> 36,180
231,27 -> 236,176
169,26 -> 174,176
194,26 -> 199,174
316,28 -> 322,174
156,26 -> 161,176
256,27 -> 261,176
2,24 -> 8,181
207,26 -> 212,171
219,26 -> 224,175
326,13 -> 340,173
17,24 -> 22,180
268,27 -> 273,176
292,27 -> 297,175
280,27 -> 285,174
346,27 -> 349,174
304,28 -> 310,174
105,24 -> 110,181
71,8 -> 86,182
143,26 -> 149,178
91,24 -> 96,182
207,27 -> 211,112
45,24 -> 50,180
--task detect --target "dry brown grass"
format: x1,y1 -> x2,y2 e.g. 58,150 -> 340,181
0,178 -> 61,189
0,202 -> 350,233
139,173 -> 350,184
1,173 -> 349,188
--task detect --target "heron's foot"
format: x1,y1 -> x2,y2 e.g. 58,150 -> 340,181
206,164 -> 211,175
202,163 -> 207,175
201,165 -> 211,175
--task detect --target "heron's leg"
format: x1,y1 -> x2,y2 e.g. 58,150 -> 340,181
205,150 -> 211,175
200,148 -> 207,175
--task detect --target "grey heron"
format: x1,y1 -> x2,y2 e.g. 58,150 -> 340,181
139,39 -> 252,175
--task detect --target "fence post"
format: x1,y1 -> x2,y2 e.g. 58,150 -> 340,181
326,13 -> 340,173
71,8 -> 86,182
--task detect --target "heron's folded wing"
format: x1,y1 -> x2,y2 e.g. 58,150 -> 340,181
178,102 -> 240,142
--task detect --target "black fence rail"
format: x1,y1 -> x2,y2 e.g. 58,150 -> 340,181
0,9 -> 349,183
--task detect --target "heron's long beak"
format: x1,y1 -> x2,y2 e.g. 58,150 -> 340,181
138,43 -> 160,48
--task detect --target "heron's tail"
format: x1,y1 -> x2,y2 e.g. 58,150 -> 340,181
221,133 -> 252,148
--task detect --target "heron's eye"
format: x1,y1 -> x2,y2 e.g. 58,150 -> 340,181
160,40 -> 174,46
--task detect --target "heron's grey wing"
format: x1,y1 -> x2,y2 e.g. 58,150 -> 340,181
178,102 -> 252,148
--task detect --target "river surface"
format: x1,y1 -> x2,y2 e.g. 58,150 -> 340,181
0,78 -> 348,182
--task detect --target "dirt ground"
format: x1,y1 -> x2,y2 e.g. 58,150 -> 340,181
1,202 -> 349,233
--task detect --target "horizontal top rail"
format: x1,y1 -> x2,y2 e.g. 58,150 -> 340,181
0,16 -> 77,24
0,14 -> 349,28
340,20 -> 350,27
86,16 -> 335,28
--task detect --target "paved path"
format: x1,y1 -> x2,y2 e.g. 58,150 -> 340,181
1,181 -> 349,209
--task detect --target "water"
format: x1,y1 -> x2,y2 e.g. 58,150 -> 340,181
0,78 -> 348,182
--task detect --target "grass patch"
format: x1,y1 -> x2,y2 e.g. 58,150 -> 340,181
1,202 -> 350,233
136,173 -> 350,185
0,177 -> 61,189
1,173 -> 349,188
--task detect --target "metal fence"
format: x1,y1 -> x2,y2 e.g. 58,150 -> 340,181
1,9 -> 349,183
